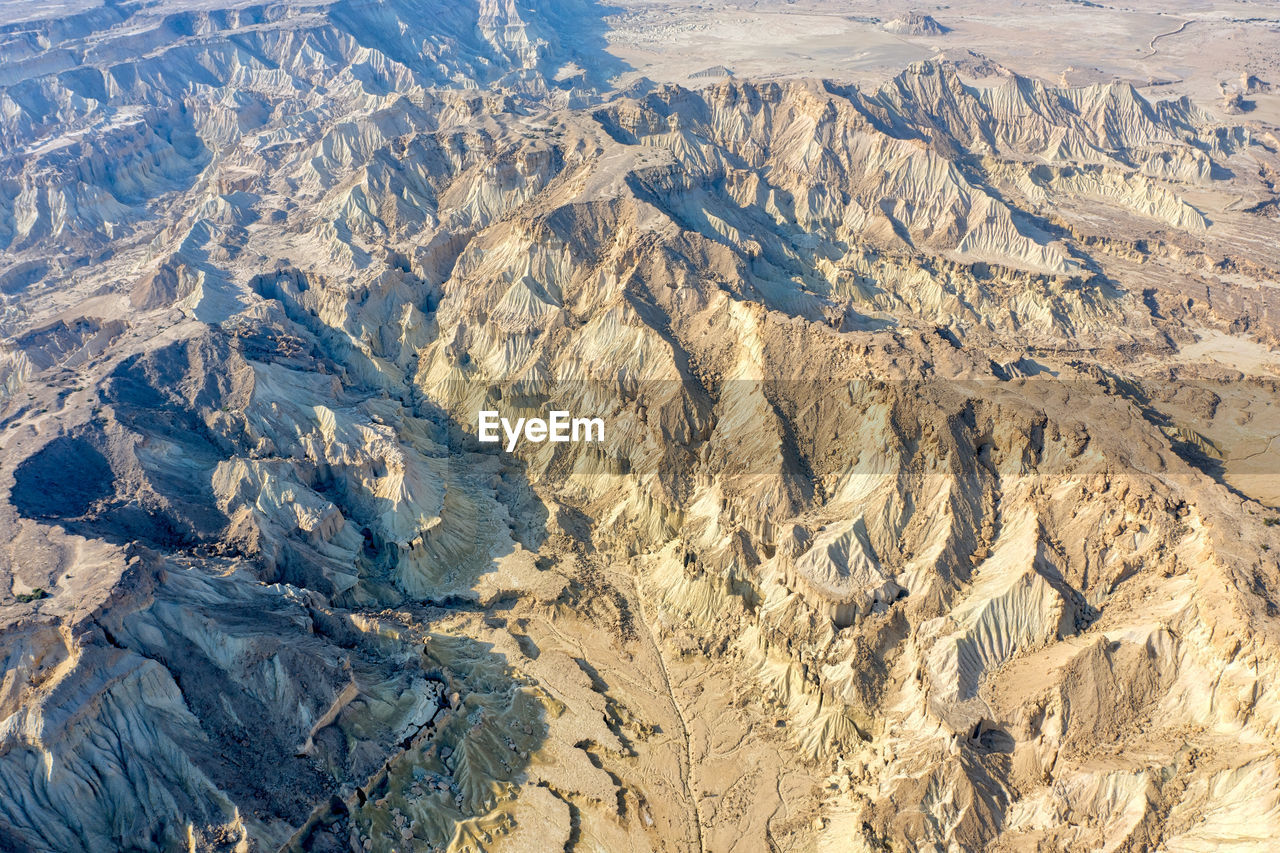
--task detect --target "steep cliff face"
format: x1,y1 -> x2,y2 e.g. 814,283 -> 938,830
3,2 -> 1280,852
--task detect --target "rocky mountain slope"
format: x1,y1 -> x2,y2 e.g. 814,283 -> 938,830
2,1 -> 1280,851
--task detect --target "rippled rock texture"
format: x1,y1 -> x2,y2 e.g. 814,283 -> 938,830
2,1 -> 1280,851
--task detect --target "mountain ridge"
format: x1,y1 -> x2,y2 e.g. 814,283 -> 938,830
1,1 -> 1280,851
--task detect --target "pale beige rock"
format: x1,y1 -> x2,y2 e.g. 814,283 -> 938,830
0,1 -> 1279,852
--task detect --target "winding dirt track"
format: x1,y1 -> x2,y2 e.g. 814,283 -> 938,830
1144,18 -> 1193,59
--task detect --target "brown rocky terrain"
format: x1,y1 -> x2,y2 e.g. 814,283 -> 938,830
1,1 -> 1280,851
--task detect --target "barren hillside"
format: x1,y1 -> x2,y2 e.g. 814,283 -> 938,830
1,2 -> 1280,851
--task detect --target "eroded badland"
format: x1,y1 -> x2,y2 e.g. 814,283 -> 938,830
1,1 -> 1280,851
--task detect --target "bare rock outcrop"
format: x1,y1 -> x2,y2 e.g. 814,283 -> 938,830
1,2 -> 1279,852
883,12 -> 949,36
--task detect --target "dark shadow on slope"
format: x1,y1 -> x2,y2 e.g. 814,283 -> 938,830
248,265 -> 552,565
11,436 -> 114,519
969,720 -> 1015,754
10,337 -> 244,549
3,315 -> 553,851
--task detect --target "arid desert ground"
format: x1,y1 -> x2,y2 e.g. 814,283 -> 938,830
1,1 -> 1280,851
